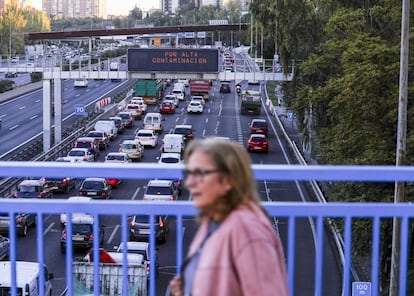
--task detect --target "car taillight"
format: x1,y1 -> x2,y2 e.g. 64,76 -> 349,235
62,178 -> 68,184
143,195 -> 148,200
159,217 -> 164,227
88,234 -> 93,241
150,136 -> 154,140
130,221 -> 135,227
119,148 -> 123,152
102,191 -> 106,196
62,231 -> 67,239
146,264 -> 150,272
79,191 -> 84,196
36,193 -> 42,198
83,157 -> 87,161
170,195 -> 174,201
17,216 -> 24,223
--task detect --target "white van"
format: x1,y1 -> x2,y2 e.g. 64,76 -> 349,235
94,120 -> 118,140
143,113 -> 163,133
0,261 -> 54,296
162,134 -> 185,154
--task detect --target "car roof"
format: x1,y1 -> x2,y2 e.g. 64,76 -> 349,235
121,139 -> 140,144
250,134 -> 267,138
83,177 -> 106,182
70,147 -> 89,152
106,152 -> 128,157
136,129 -> 156,134
19,179 -> 42,186
76,137 -> 95,142
67,196 -> 92,202
147,179 -> 173,186
160,152 -> 181,158
175,124 -> 192,129
252,119 -> 267,123
163,134 -> 183,139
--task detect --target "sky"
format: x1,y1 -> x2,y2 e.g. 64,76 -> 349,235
31,0 -> 159,16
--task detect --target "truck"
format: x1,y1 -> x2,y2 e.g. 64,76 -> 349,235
240,90 -> 262,115
71,248 -> 147,296
189,79 -> 211,101
135,79 -> 164,105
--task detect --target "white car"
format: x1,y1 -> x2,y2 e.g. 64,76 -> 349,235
190,95 -> 205,106
66,148 -> 94,162
131,100 -> 148,114
164,94 -> 179,107
187,101 -> 204,114
104,152 -> 130,163
60,196 -> 93,227
135,129 -> 159,147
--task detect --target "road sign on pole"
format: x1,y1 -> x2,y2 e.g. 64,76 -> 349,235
352,282 -> 371,296
75,104 -> 87,117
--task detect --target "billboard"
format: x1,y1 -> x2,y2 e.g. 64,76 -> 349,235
127,48 -> 219,73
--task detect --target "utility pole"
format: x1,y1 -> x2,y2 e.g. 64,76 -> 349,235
389,0 -> 410,295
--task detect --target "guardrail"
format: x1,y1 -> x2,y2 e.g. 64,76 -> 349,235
1,163 -> 414,296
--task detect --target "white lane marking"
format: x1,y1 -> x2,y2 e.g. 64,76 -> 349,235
35,99 -> 41,103
76,94 -> 80,97
9,125 -> 18,131
19,106 -> 26,110
86,89 -> 90,92
107,224 -> 120,244
131,187 -> 141,200
30,115 -> 37,120
44,222 -> 55,235
0,114 -> 6,119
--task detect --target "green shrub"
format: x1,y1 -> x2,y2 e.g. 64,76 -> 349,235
30,72 -> 43,83
0,80 -> 15,93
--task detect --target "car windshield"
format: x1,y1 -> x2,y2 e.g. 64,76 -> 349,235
174,128 -> 191,135
251,136 -> 266,142
133,215 -> 161,224
253,121 -> 267,127
161,157 -> 180,164
88,132 -> 103,137
107,155 -> 126,161
68,150 -> 85,156
137,132 -> 153,137
82,181 -> 104,190
146,186 -> 172,195
76,142 -> 91,148
19,185 -> 39,193
72,224 -> 92,234
121,144 -> 137,149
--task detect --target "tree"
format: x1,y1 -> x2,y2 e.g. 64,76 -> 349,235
0,0 -> 27,55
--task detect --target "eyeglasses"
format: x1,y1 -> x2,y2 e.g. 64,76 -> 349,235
182,168 -> 222,181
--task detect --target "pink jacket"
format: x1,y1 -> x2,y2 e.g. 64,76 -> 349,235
186,201 -> 289,296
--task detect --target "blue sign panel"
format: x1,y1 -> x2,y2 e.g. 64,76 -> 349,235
184,32 -> 195,38
352,282 -> 371,296
74,104 -> 87,116
127,48 -> 219,73
197,32 -> 206,38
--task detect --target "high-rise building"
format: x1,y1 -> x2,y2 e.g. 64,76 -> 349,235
43,0 -> 107,19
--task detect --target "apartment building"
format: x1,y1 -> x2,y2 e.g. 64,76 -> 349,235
43,0 -> 107,19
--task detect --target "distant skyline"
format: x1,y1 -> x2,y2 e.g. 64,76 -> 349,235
31,0 -> 160,16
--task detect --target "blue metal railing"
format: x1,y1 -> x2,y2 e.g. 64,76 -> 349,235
2,161 -> 414,296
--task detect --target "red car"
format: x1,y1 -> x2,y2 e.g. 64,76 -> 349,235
247,134 -> 269,153
160,101 -> 175,114
249,119 -> 268,135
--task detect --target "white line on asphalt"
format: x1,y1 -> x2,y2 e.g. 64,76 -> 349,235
131,187 -> 141,200
30,115 -> 37,120
76,94 -> 80,97
9,125 -> 18,130
19,106 -> 26,110
107,224 -> 120,244
0,114 -> 6,118
44,222 -> 55,235
35,99 -> 41,103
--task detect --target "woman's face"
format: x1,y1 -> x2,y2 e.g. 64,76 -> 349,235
184,150 -> 231,212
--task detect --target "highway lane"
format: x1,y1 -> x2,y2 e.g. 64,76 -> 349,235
0,78 -> 126,155
10,80 -> 341,295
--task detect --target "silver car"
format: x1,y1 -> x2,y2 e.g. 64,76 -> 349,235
0,235 -> 9,260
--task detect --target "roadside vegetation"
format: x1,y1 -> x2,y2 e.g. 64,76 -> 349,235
250,0 -> 414,293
